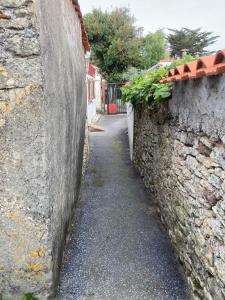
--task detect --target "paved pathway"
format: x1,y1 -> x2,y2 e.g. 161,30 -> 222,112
58,115 -> 188,300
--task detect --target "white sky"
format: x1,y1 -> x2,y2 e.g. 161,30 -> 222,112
80,0 -> 225,51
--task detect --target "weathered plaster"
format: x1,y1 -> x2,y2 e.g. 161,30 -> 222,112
0,0 -> 86,298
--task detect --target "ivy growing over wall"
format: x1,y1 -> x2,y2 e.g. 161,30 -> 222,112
121,56 -> 194,109
121,68 -> 172,109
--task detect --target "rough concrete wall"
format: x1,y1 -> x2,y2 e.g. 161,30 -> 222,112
133,74 -> 225,300
0,0 -> 51,298
0,0 -> 86,298
38,0 -> 87,294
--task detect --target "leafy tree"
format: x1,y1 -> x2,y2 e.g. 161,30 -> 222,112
121,67 -> 147,81
141,30 -> 166,69
167,28 -> 219,58
84,8 -> 142,82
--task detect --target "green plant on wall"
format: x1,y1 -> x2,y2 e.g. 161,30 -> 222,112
2,293 -> 39,300
21,293 -> 39,300
121,67 -> 172,109
121,55 -> 195,109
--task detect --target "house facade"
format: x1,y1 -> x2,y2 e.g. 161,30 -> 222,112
87,63 -> 106,124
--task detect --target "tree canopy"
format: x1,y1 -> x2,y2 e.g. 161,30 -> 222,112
84,8 -> 220,82
167,28 -> 219,58
84,8 -> 142,82
141,30 -> 166,69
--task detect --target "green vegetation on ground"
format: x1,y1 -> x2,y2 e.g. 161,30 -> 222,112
2,293 -> 39,300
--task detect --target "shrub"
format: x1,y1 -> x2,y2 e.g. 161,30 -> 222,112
121,67 -> 172,109
121,55 -> 195,110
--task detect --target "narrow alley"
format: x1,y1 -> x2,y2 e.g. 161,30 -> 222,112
58,115 -> 188,300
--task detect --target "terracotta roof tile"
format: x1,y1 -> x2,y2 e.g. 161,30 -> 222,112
185,60 -> 198,73
214,49 -> 225,64
197,55 -> 215,69
162,49 -> 225,83
168,69 -> 175,77
176,65 -> 185,74
215,63 -> 225,74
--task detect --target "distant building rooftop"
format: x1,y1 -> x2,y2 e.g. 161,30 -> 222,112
148,59 -> 176,71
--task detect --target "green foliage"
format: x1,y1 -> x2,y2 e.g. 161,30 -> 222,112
121,67 -> 147,82
121,68 -> 172,109
21,293 -> 39,300
167,28 -> 219,58
169,55 -> 194,69
2,294 -> 39,300
84,8 -> 142,82
121,55 -> 197,110
141,30 -> 166,69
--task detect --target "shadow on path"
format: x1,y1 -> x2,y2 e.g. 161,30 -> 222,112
57,115 -> 189,300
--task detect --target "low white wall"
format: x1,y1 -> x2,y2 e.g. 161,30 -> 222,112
94,79 -> 102,110
87,100 -> 97,125
127,102 -> 134,160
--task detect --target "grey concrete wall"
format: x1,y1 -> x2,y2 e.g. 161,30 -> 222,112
38,0 -> 87,295
0,0 -> 86,298
134,74 -> 225,300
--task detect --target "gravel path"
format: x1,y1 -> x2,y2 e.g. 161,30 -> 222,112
57,115 -> 188,300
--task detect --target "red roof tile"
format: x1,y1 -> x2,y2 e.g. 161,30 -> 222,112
186,60 -> 198,72
168,69 -> 175,77
88,64 -> 96,77
162,49 -> 225,83
214,49 -> 225,64
176,65 -> 185,74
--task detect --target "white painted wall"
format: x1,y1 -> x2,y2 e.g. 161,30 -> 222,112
94,75 -> 102,110
127,102 -> 134,160
87,100 -> 97,125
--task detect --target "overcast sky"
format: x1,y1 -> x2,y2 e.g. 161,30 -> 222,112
80,0 -> 225,51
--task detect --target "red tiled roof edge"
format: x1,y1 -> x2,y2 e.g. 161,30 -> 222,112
161,49 -> 225,83
71,0 -> 90,52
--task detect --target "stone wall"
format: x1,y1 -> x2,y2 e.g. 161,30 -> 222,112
133,74 -> 225,299
0,0 -> 86,298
